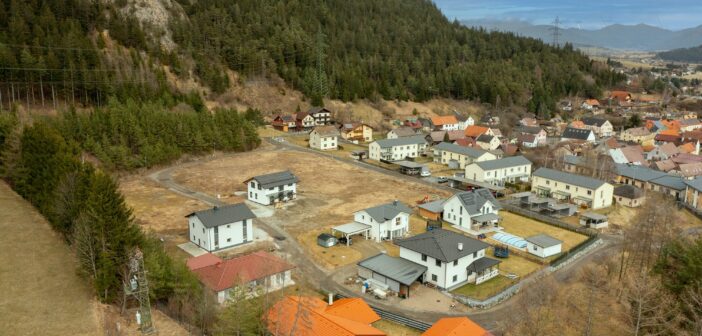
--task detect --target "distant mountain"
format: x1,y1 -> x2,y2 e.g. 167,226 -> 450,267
658,45 -> 702,63
462,19 -> 702,51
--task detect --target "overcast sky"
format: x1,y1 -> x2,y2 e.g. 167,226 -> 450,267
433,0 -> 702,30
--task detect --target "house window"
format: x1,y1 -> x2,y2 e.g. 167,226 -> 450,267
546,180 -> 550,185
227,224 -> 231,228
202,228 -> 205,234
242,222 -> 248,241
473,252 -> 477,258
227,238 -> 231,242
453,275 -> 458,282
192,222 -> 194,228
431,274 -> 438,282
533,245 -> 538,251
453,260 -> 458,266
587,190 -> 593,195
435,259 -> 441,267
421,254 -> 427,261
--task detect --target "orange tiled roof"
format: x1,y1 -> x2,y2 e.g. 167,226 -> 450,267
422,317 -> 492,336
679,142 -> 696,153
570,121 -> 585,129
431,115 -> 458,126
464,125 -> 489,137
190,251 -> 295,292
659,128 -> 680,136
584,99 -> 600,106
267,296 -> 384,336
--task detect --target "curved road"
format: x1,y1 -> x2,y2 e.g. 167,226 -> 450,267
149,138 -> 622,332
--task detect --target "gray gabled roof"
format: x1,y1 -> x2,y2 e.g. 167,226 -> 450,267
474,156 -> 532,171
360,201 -> 412,223
562,127 -> 594,140
525,234 -> 562,248
375,135 -> 426,148
418,199 -> 445,213
533,168 -> 607,189
649,175 -> 686,191
395,229 -> 490,262
685,177 -> 702,191
186,203 -> 256,228
389,126 -> 418,138
308,106 -> 331,115
357,253 -> 427,286
453,189 -> 501,215
615,164 -> 667,182
564,155 -> 586,166
467,257 -> 501,273
476,134 -> 495,143
515,126 -> 543,135
246,170 -> 299,189
581,117 -> 608,127
614,184 -> 645,199
433,142 -> 491,159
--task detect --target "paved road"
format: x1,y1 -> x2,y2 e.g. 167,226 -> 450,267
148,138 -> 621,332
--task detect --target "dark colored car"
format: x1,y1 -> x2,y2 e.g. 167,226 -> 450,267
338,237 -> 353,245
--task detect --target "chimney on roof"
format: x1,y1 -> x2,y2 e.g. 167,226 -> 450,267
328,293 -> 334,306
458,243 -> 463,251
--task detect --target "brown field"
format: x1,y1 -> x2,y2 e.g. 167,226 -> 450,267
0,181 -> 100,335
495,252 -> 542,277
373,319 -> 422,336
169,146 -> 451,269
497,211 -> 589,251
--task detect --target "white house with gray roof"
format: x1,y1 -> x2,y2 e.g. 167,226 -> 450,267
464,156 -> 532,186
368,135 -> 427,161
354,201 -> 412,242
525,234 -> 562,258
395,229 -> 500,289
187,203 -> 256,252
561,127 -> 596,143
442,189 -> 501,234
309,125 -> 339,150
432,142 -> 497,169
532,168 -> 613,209
245,170 -> 299,205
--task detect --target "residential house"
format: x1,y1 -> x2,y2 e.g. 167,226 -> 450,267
442,189 -> 501,233
403,118 -> 424,132
614,185 -> 645,207
490,128 -> 504,140
532,168 -> 614,209
609,145 -> 646,165
187,203 -> 257,252
615,164 -> 686,199
386,126 -> 419,139
480,115 -> 500,126
579,212 -> 609,229
647,142 -> 680,161
245,170 -> 299,206
464,125 -> 493,138
338,123 -> 374,142
517,134 -> 539,148
422,317 -> 492,336
187,251 -> 294,303
620,127 -> 655,144
454,112 -> 475,130
271,115 -> 298,132
307,106 -> 332,125
519,117 -> 539,127
655,159 -> 677,172
525,234 -> 562,258
514,126 -> 547,146
582,99 -> 601,111
354,201 -> 412,242
431,115 -> 460,131
654,133 -> 682,145
684,178 -> 702,211
295,112 -> 317,130
426,130 -> 465,145
581,117 -> 614,137
563,155 -> 589,175
609,91 -> 632,104
679,119 -> 702,132
561,127 -> 596,143
395,229 -> 501,289
309,126 -> 340,150
432,142 -> 497,169
266,296 -> 385,336
570,120 -> 586,129
476,134 -> 501,150
357,253 -> 427,298
368,135 -> 427,161
680,162 -> 702,178
678,142 -> 698,155
464,156 -> 532,186
418,199 -> 445,220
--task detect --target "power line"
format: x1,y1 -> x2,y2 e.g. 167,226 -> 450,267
550,16 -> 561,47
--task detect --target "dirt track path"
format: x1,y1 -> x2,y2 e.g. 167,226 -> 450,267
148,139 -> 621,333
0,181 -> 100,336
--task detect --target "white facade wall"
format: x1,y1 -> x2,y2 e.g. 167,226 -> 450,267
217,270 -> 293,304
439,123 -> 460,131
301,116 -> 316,128
368,142 -> 425,161
464,163 -> 532,185
399,247 -> 486,289
247,180 -> 297,206
354,211 -> 409,242
441,196 -> 497,228
527,242 -> 562,258
188,216 -> 253,252
309,131 -> 338,150
531,176 -> 614,209
433,150 -> 497,169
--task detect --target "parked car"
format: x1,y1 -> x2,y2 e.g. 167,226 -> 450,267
420,170 -> 431,177
437,176 -> 448,183
338,236 -> 353,245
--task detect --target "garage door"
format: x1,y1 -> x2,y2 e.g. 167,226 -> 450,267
386,278 -> 400,292
372,273 -> 387,283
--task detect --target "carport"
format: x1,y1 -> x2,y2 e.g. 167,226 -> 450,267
332,222 -> 371,246
357,253 -> 427,298
394,160 -> 426,175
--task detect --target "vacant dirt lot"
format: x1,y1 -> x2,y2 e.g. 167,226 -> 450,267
0,181 -> 99,335
170,146 -> 451,268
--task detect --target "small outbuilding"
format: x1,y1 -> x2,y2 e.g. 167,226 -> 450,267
614,184 -> 645,207
580,212 -> 609,229
417,199 -> 445,220
357,253 -> 427,298
317,233 -> 338,248
331,222 -> 371,246
394,160 -> 427,176
525,234 -> 563,258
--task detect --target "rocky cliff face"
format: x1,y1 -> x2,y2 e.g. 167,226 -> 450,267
106,0 -> 185,51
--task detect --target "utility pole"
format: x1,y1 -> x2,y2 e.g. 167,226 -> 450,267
550,16 -> 561,47
123,248 -> 156,334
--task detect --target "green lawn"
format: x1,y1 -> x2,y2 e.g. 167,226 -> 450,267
451,275 -> 515,300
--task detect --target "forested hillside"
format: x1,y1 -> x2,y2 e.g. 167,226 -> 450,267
171,0 -> 623,113
658,45 -> 702,63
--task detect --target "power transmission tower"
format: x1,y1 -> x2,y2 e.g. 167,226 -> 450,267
550,16 -> 561,47
124,248 -> 156,334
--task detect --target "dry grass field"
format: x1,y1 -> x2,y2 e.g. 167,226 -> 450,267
0,181 -> 100,336
497,211 -> 589,251
452,275 -> 515,300
373,320 -> 422,336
